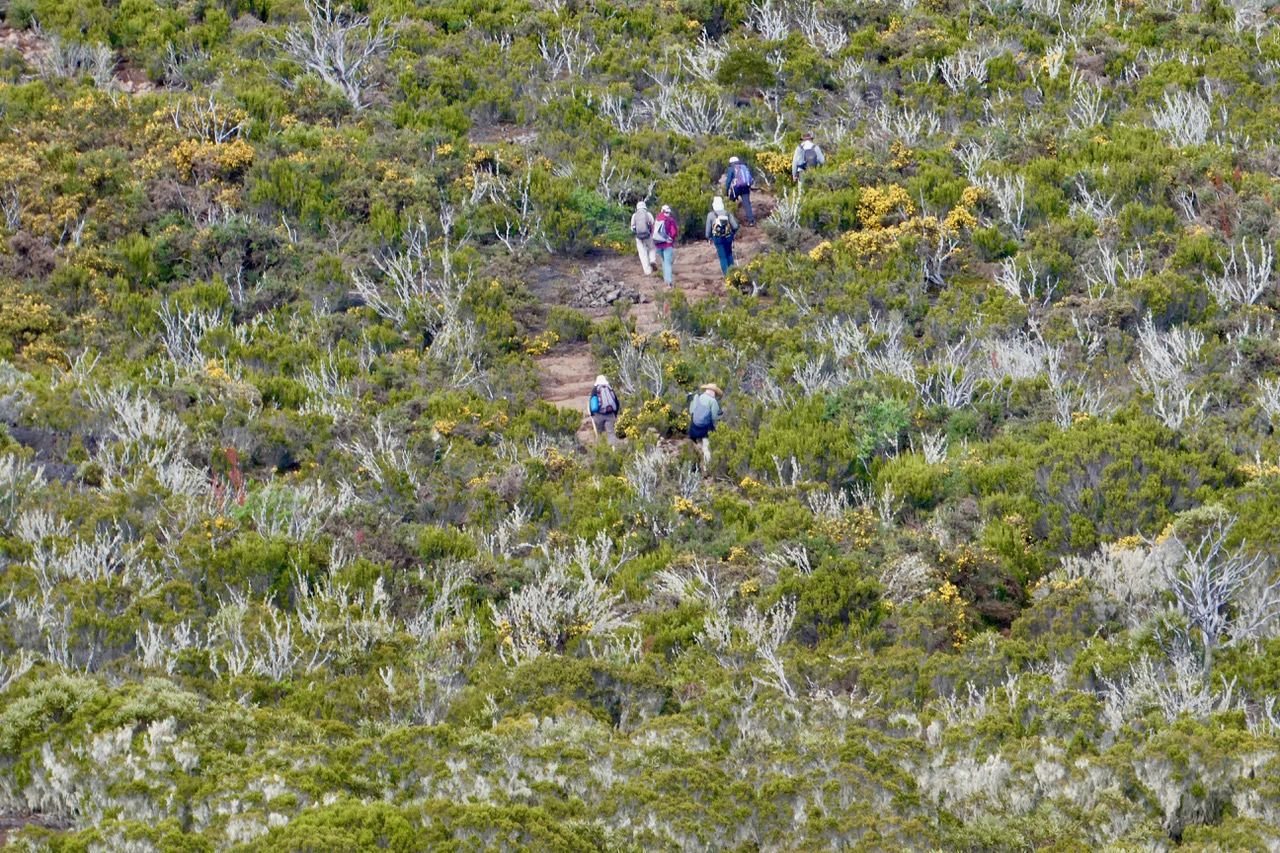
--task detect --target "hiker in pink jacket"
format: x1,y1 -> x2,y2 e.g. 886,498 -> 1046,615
652,204 -> 678,288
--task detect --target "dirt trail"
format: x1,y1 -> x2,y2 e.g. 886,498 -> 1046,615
534,192 -> 776,431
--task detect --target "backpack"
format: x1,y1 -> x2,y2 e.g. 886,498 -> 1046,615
802,144 -> 818,169
690,393 -> 714,428
654,216 -> 671,243
731,164 -> 753,191
596,384 -> 618,415
631,214 -> 652,239
712,214 -> 733,239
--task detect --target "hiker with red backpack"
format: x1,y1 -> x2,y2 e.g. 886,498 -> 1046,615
589,374 -> 621,445
705,196 -> 740,276
792,132 -> 825,180
652,204 -> 678,288
723,156 -> 755,226
630,201 -> 658,276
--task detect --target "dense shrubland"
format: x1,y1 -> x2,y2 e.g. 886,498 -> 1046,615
3,0 -> 1280,848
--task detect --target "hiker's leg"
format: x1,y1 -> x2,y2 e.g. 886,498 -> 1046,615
714,241 -> 730,275
699,437 -> 711,464
726,242 -> 735,268
604,415 -> 618,445
660,247 -> 674,285
635,238 -> 653,275
647,238 -> 658,267
739,190 -> 754,224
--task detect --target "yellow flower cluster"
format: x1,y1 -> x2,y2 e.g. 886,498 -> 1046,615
673,496 -> 713,521
1239,460 -> 1280,480
523,330 -> 559,356
655,330 -> 681,351
857,184 -> 915,229
172,138 -> 255,182
755,150 -> 793,180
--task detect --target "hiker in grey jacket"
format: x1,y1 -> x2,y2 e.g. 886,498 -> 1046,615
688,382 -> 723,464
705,196 -> 740,275
792,132 -> 826,180
629,201 -> 657,276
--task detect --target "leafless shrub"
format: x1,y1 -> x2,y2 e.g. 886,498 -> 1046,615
271,0 -> 394,111
952,137 -> 995,184
1100,650 -> 1237,728
879,555 -> 932,608
748,0 -> 789,40
699,597 -> 797,700
489,533 -> 632,664
0,454 -> 44,526
537,25 -> 597,79
1132,314 -> 1208,429
1163,514 -> 1280,673
1054,541 -> 1171,628
981,174 -> 1028,240
1258,377 -> 1280,422
1149,88 -> 1212,148
34,29 -> 115,88
152,300 -> 222,374
169,94 -> 248,144
649,86 -> 730,138
1207,238 -> 1273,308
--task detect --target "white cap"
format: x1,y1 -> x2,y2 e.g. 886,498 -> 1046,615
595,375 -> 609,386
636,201 -> 647,210
661,204 -> 671,213
712,196 -> 725,212
729,156 -> 740,164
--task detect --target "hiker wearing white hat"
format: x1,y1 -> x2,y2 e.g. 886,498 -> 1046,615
723,156 -> 755,226
705,196 -> 740,276
588,374 -> 621,445
629,201 -> 657,276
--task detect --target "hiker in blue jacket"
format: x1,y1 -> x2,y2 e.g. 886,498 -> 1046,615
723,156 -> 756,226
705,197 -> 740,276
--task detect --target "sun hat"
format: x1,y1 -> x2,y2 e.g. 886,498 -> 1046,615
661,204 -> 672,213
595,374 -> 609,386
699,383 -> 723,396
712,196 -> 725,213
636,201 -> 647,210
728,156 -> 740,164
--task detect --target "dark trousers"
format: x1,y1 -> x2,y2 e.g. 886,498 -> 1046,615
713,238 -> 734,274
734,188 -> 755,224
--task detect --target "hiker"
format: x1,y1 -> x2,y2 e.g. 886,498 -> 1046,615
653,204 -> 678,288
723,156 -> 756,226
688,382 -> 722,464
792,132 -> 825,180
630,201 -> 657,276
705,196 -> 739,276
589,374 -> 621,445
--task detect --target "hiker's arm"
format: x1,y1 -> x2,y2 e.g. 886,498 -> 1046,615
817,146 -> 826,166
730,214 -> 739,232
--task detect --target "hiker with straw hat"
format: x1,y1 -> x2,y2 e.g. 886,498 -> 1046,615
792,132 -> 825,181
688,382 -> 723,464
